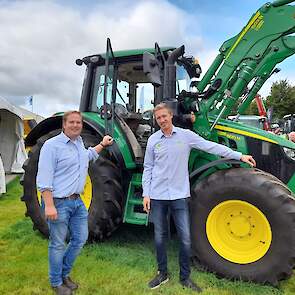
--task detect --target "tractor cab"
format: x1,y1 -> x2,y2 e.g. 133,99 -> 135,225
76,39 -> 200,155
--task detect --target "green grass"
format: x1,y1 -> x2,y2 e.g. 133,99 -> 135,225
0,179 -> 295,294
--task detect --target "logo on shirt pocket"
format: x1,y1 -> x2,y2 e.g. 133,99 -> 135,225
155,143 -> 162,150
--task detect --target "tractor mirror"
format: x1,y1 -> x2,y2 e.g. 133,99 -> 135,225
143,52 -> 162,87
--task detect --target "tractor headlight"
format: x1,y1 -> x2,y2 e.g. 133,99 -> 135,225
283,147 -> 295,160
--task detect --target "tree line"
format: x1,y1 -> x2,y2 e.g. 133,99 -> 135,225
245,79 -> 295,121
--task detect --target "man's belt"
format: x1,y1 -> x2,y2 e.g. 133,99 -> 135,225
63,193 -> 80,200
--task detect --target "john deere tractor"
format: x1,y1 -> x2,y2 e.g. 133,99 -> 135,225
22,0 -> 295,286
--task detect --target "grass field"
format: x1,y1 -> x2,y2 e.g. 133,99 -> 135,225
1,178 -> 295,295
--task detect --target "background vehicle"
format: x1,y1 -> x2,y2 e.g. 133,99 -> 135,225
228,114 -> 268,129
283,114 -> 295,133
22,0 -> 295,286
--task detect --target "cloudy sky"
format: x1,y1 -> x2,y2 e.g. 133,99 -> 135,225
0,0 -> 294,117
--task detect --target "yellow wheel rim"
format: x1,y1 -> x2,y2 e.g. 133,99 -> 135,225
80,175 -> 92,209
37,190 -> 42,205
36,174 -> 92,210
206,200 -> 272,264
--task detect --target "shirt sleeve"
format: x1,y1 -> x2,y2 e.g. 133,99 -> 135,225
36,142 -> 56,192
87,147 -> 100,162
142,139 -> 154,197
186,130 -> 242,160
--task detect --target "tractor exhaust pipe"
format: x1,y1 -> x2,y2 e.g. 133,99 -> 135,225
163,45 -> 185,115
163,45 -> 185,101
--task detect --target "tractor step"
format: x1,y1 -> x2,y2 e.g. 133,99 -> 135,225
123,173 -> 149,225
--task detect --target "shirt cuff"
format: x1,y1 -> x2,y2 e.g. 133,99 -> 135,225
233,151 -> 243,161
142,188 -> 150,197
88,147 -> 100,161
38,187 -> 53,193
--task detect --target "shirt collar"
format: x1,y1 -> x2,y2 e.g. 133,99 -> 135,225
160,125 -> 177,138
59,132 -> 82,144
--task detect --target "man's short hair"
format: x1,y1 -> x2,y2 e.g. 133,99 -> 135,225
153,103 -> 173,115
62,111 -> 82,123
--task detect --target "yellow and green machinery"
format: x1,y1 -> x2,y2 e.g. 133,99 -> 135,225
22,0 -> 295,286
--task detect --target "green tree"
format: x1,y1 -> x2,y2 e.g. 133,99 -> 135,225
244,100 -> 259,115
265,79 -> 295,120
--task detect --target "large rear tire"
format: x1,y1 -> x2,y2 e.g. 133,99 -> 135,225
21,129 -> 125,241
190,168 -> 295,286
87,156 -> 125,241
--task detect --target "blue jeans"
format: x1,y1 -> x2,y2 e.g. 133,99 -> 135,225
150,198 -> 191,281
48,197 -> 88,287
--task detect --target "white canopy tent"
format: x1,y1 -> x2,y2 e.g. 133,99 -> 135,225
0,97 -> 28,175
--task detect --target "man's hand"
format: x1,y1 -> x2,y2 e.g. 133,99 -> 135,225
240,155 -> 256,167
143,196 -> 150,213
95,135 -> 114,153
102,135 -> 113,147
42,190 -> 57,220
45,205 -> 58,220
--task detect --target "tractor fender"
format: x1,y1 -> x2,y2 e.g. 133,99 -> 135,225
25,115 -> 63,147
25,114 -> 126,169
189,158 -> 243,182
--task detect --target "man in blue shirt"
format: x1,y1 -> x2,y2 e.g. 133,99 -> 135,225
142,103 -> 256,292
37,111 -> 113,295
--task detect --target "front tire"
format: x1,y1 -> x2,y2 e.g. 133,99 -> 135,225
190,168 -> 295,286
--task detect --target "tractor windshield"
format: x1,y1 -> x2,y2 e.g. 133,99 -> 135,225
176,64 -> 191,95
90,63 -> 154,114
89,59 -> 192,114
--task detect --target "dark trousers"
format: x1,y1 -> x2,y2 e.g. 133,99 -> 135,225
150,198 -> 191,281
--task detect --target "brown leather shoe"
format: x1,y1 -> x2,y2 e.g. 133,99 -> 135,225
52,284 -> 72,295
63,277 -> 78,290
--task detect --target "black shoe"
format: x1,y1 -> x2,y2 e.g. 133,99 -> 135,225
148,271 -> 169,289
52,284 -> 72,295
180,278 -> 202,293
63,277 -> 78,290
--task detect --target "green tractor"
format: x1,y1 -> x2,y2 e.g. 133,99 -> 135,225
22,0 -> 295,286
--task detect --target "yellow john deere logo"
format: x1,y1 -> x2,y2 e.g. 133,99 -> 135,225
251,14 -> 264,31
155,143 -> 161,149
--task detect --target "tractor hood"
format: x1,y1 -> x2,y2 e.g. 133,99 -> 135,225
213,117 -> 295,150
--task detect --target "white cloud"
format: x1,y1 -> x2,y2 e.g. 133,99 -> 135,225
0,0 -> 201,116
0,0 -> 293,118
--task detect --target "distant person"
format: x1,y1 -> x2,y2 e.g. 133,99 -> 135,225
142,103 -> 256,292
271,123 -> 282,135
288,132 -> 295,143
37,111 -> 113,295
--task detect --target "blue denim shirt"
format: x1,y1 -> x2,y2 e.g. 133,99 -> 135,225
142,126 -> 242,200
37,132 -> 99,198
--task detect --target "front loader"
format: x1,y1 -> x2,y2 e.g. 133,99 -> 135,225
22,0 -> 295,286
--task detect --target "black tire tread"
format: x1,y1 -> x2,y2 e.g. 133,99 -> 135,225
190,168 -> 295,286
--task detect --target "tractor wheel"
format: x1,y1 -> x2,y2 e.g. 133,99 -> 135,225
190,168 -> 295,286
87,155 -> 125,241
21,129 -> 125,241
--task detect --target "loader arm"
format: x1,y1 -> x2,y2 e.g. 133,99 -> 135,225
195,0 -> 295,135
